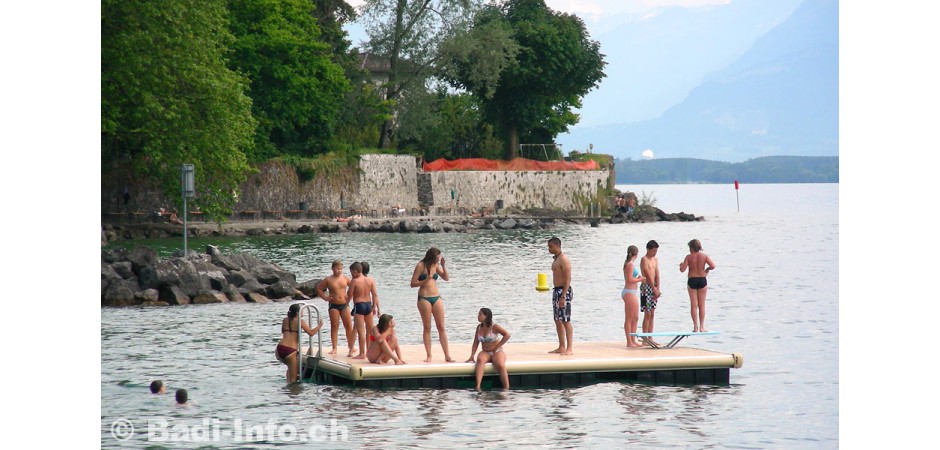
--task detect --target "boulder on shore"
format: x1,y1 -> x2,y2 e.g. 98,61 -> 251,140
101,245 -> 302,308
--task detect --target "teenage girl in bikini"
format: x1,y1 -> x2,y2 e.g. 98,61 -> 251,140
622,245 -> 646,348
275,303 -> 323,383
410,247 -> 454,363
679,239 -> 716,332
366,314 -> 405,364
465,308 -> 511,390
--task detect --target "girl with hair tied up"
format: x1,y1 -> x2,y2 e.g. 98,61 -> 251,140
466,308 -> 511,391
275,303 -> 323,383
623,245 -> 646,348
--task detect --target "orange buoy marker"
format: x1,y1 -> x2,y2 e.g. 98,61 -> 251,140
536,273 -> 551,292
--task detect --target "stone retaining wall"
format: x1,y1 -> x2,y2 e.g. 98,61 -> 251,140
102,155 -> 611,217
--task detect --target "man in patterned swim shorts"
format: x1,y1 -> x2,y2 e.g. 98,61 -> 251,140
640,240 -> 661,346
548,236 -> 574,355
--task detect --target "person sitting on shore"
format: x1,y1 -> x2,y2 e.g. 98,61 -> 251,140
157,207 -> 184,225
335,214 -> 362,222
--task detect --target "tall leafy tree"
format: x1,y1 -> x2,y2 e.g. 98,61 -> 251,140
396,88 -> 504,160
227,0 -> 350,159
102,0 -> 256,218
359,0 -> 473,148
449,0 -> 606,159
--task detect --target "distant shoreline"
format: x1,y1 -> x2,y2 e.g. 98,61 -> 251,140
614,155 -> 838,184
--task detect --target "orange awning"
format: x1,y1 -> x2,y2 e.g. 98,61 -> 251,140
423,157 -> 599,171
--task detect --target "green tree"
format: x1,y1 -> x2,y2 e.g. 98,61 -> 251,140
102,0 -> 256,219
227,0 -> 350,159
313,0 -> 358,57
451,0 -> 606,159
359,0 -> 473,148
397,89 -> 504,160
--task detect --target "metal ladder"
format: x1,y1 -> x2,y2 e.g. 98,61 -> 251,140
296,302 -> 323,382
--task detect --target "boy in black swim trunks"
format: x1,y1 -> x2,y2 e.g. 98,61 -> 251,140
316,260 -> 355,356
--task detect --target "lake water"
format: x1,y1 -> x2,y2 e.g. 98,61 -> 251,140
100,183 -> 838,448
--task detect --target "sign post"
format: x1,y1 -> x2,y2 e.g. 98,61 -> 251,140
734,180 -> 740,212
181,164 -> 195,255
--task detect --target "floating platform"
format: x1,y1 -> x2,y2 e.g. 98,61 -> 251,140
302,341 -> 743,389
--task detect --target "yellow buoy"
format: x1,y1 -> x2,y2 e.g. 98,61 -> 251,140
536,273 -> 550,292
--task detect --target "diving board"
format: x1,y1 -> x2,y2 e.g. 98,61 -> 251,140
630,331 -> 720,349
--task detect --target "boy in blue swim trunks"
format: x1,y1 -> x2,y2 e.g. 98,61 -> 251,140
548,237 -> 574,355
347,262 -> 379,360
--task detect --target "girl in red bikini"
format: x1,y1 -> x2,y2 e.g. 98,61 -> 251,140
275,303 -> 323,383
366,314 -> 406,364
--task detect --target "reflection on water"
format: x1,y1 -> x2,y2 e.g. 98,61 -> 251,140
102,184 -> 838,448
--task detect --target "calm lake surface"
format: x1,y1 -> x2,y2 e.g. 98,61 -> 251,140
101,183 -> 838,448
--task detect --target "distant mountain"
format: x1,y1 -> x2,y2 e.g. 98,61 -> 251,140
574,0 -> 804,126
561,0 -> 838,163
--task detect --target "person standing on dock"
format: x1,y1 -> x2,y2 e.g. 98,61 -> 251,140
548,237 -> 574,355
680,239 -> 716,332
411,247 -> 455,363
316,260 -> 356,356
640,240 -> 662,344
623,245 -> 645,348
347,262 -> 378,360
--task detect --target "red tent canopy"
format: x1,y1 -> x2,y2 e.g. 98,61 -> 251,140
423,157 -> 599,171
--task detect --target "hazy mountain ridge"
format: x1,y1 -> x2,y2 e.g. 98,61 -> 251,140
563,0 -> 837,163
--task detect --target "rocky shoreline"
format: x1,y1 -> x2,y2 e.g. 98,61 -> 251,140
101,245 -> 322,307
101,207 -> 703,243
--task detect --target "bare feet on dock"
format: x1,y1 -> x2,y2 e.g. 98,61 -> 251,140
548,348 -> 564,354
445,356 -> 456,363
352,354 -> 365,360
347,351 -> 356,358
328,349 -> 337,355
561,349 -> 574,355
424,356 -> 432,363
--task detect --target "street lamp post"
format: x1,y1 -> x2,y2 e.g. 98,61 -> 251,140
181,164 -> 195,256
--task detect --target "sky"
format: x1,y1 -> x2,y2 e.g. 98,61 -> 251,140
3,1 -> 939,446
